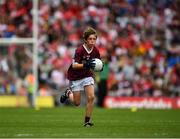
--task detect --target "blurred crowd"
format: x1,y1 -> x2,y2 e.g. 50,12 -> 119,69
0,0 -> 180,100
38,0 -> 180,97
0,0 -> 32,38
0,45 -> 33,96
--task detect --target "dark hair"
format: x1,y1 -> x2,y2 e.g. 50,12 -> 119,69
83,27 -> 97,41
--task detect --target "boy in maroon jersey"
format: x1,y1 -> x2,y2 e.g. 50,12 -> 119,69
60,27 -> 103,127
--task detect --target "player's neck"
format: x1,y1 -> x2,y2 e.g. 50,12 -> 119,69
83,44 -> 94,53
85,44 -> 91,49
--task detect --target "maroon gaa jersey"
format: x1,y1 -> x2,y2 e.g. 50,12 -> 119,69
67,44 -> 100,81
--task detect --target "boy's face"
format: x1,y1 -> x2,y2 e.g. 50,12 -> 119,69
86,34 -> 97,48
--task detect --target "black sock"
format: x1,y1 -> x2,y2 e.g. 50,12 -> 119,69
85,117 -> 90,123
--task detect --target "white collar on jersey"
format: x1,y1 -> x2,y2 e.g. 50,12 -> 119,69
83,44 -> 94,54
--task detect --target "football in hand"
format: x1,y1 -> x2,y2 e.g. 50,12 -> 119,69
92,58 -> 103,72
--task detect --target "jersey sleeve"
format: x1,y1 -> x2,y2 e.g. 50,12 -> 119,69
96,48 -> 101,59
74,49 -> 82,63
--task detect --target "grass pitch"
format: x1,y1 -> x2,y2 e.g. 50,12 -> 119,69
0,107 -> 180,138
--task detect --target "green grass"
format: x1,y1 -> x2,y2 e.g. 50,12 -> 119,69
0,107 -> 180,138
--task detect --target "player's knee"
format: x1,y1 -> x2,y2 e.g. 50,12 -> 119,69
88,95 -> 95,103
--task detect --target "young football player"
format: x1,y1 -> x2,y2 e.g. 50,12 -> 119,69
60,27 -> 103,127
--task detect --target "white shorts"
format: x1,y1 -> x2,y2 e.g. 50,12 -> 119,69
70,77 -> 94,92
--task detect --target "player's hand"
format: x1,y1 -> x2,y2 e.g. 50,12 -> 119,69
84,59 -> 95,69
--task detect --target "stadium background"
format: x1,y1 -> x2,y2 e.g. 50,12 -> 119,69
0,0 -> 180,108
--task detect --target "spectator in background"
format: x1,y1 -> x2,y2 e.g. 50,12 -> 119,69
167,63 -> 180,97
25,71 -> 35,107
97,49 -> 110,107
0,44 -> 33,97
0,0 -> 32,38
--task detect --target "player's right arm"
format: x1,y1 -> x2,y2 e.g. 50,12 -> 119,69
72,60 -> 84,69
72,49 -> 95,70
72,49 -> 84,69
72,59 -> 95,69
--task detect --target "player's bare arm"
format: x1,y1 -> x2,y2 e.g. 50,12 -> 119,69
72,62 -> 84,69
72,60 -> 95,70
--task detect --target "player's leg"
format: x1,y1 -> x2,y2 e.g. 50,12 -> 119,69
69,91 -> 81,106
84,84 -> 95,127
60,89 -> 81,106
60,88 -> 72,103
60,79 -> 83,105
